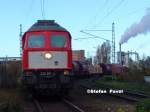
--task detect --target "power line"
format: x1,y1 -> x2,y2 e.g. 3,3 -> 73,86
83,29 -> 112,32
74,36 -> 110,41
82,0 -> 110,30
80,30 -> 112,42
74,37 -> 96,40
40,0 -> 45,19
80,23 -> 115,63
24,0 -> 35,27
94,0 -> 125,27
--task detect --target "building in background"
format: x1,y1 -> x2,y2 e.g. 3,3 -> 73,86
117,51 -> 139,67
72,50 -> 85,61
117,51 -> 126,65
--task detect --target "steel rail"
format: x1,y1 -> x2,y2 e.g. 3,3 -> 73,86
63,98 -> 85,112
33,99 -> 44,112
80,83 -> 150,102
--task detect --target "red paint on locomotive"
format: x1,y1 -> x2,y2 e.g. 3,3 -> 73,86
22,21 -> 72,71
21,20 -> 73,94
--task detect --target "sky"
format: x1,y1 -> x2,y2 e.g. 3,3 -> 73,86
0,0 -> 150,60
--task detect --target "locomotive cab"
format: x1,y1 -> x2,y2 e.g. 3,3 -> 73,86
23,31 -> 72,70
21,20 -> 72,94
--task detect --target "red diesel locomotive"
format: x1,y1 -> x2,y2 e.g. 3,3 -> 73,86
21,20 -> 72,95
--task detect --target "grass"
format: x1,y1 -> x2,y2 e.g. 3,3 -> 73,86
95,75 -> 150,95
0,88 -> 22,112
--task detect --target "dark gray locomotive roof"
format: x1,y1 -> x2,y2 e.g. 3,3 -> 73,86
27,20 -> 68,32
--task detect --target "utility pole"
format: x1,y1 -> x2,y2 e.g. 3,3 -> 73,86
80,22 -> 116,63
19,24 -> 22,57
112,22 -> 115,63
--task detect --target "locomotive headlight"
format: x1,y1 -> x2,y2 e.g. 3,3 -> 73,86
44,53 -> 52,59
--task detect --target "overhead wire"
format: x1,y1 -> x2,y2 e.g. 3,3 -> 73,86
93,0 -> 125,28
79,31 -> 112,42
74,37 -> 101,40
115,1 -> 149,22
40,0 -> 45,19
24,0 -> 35,28
83,0 -> 110,29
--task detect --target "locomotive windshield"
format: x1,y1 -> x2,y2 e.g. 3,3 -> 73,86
28,35 -> 45,48
50,34 -> 67,47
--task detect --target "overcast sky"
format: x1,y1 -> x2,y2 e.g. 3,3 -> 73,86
0,0 -> 150,59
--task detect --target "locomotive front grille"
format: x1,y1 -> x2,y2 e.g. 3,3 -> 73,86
28,51 -> 68,69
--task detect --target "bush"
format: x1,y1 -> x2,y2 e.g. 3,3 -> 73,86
0,61 -> 21,88
101,75 -> 117,81
136,99 -> 150,112
118,67 -> 144,82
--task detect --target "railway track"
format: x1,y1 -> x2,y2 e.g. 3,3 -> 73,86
24,97 -> 85,112
114,90 -> 150,102
80,82 -> 150,102
99,83 -> 150,102
62,98 -> 85,112
33,99 -> 43,112
23,76 -> 97,112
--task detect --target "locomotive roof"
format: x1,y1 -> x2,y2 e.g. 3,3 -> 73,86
27,20 -> 68,32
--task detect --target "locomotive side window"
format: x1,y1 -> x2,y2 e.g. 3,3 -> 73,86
28,35 -> 45,48
50,34 -> 67,47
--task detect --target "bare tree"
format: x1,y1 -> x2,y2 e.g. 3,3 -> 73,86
96,41 -> 111,64
139,56 -> 150,74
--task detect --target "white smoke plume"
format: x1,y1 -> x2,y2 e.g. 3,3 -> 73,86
120,8 -> 150,44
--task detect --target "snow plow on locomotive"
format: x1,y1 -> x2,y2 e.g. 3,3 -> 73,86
21,20 -> 73,95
